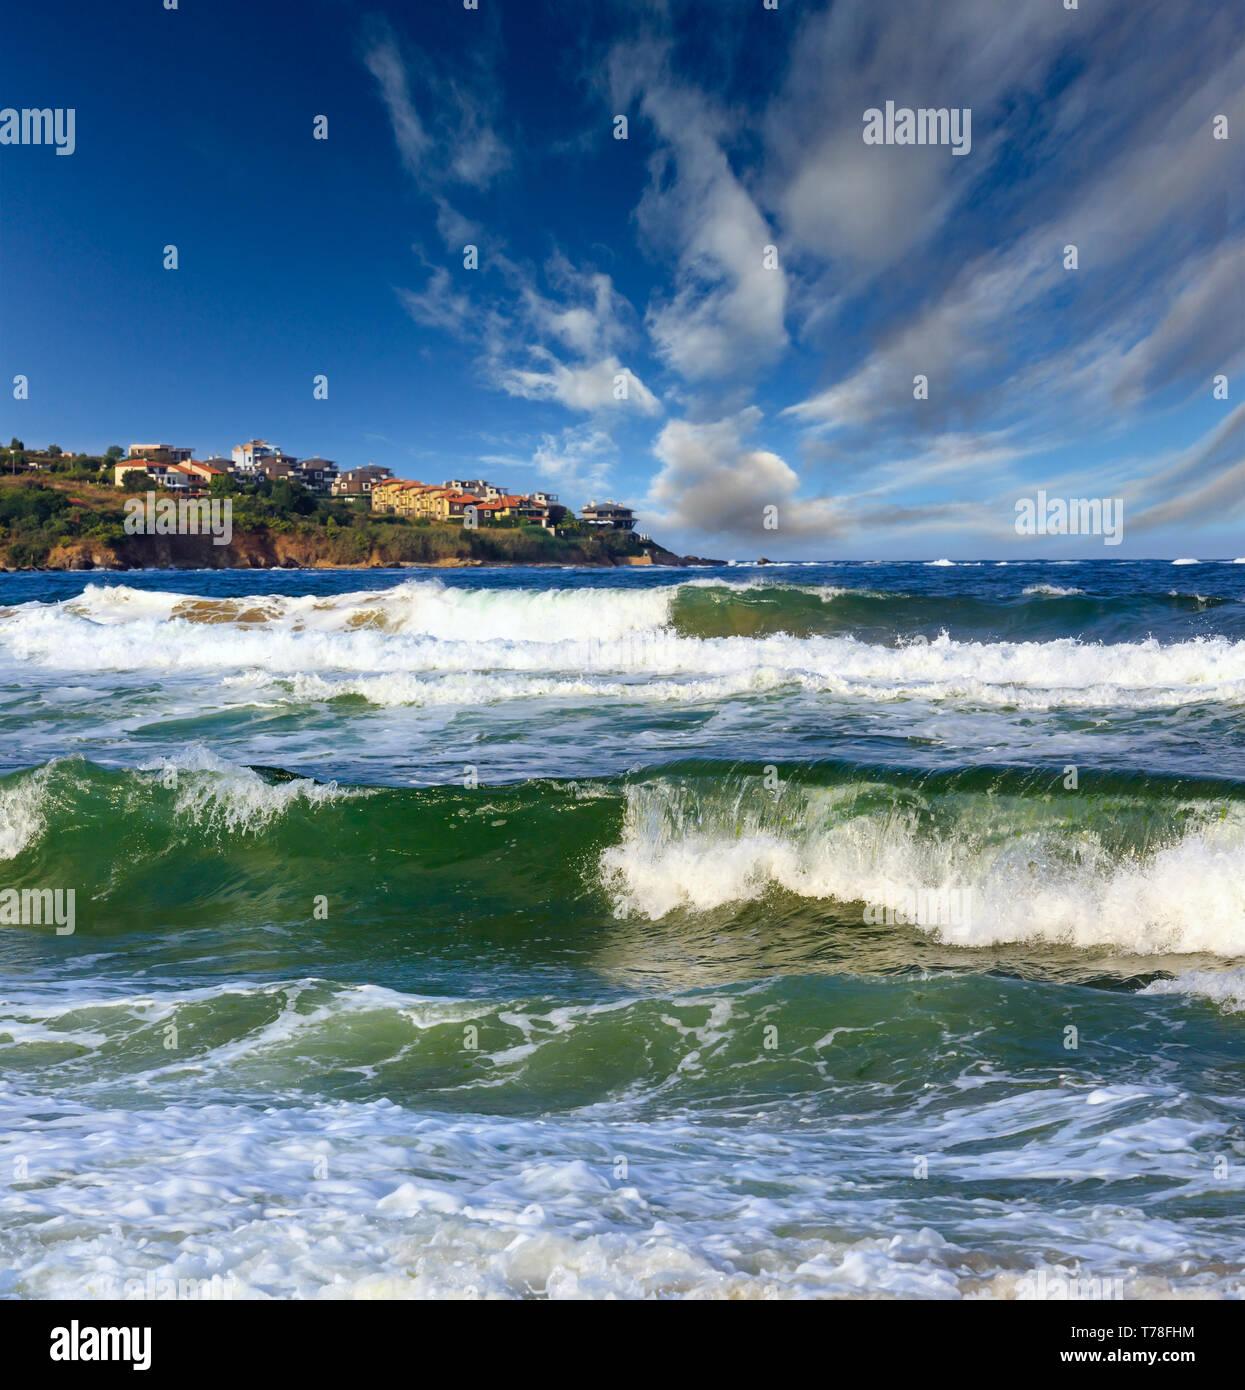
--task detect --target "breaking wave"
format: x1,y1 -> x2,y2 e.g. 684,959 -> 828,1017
3,755 -> 1243,960
0,580 -> 1243,711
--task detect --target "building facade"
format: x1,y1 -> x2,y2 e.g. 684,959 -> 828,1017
231,440 -> 295,474
332,465 -> 394,497
580,500 -> 636,530
127,444 -> 194,465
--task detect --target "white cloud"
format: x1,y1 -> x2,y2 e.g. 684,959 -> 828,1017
362,28 -> 430,179
362,18 -> 510,250
496,353 -> 661,416
644,408 -> 843,541
519,252 -> 631,358
396,267 -> 475,336
616,57 -> 789,381
531,424 -> 617,494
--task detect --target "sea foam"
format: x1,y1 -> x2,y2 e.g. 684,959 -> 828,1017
599,778 -> 1245,956
4,585 -> 1245,712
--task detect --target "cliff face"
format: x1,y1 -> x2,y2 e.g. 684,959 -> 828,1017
46,534 -> 291,570
32,531 -> 699,571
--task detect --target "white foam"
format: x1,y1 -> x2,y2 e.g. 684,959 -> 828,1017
1,971 -> 1242,1298
6,593 -> 1245,713
4,581 -> 1245,725
1140,970 -> 1245,1012
140,747 -> 363,834
0,766 -> 51,860
599,781 -> 1245,955
66,579 -> 680,644
1022,584 -> 1085,597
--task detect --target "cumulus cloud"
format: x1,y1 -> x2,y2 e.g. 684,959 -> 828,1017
644,408 -> 843,542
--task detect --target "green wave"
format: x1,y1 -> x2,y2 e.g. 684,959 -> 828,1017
670,583 -> 1240,642
1,757 -> 1241,967
6,969 -> 1237,1115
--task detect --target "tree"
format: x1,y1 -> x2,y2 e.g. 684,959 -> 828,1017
208,473 -> 236,498
9,439 -> 23,451
105,445 -> 123,462
47,445 -> 62,457
120,470 -> 150,492
270,478 -> 316,515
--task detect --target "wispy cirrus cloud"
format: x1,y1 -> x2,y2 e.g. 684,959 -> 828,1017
362,15 -> 510,249
609,44 -> 789,386
368,0 -> 1242,552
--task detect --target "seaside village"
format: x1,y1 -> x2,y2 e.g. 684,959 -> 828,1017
109,440 -> 640,536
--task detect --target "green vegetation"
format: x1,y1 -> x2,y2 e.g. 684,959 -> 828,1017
0,469 -> 662,569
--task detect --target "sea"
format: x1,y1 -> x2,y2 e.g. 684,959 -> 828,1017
0,557 -> 1242,1299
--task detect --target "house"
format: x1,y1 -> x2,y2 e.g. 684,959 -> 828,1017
375,482 -> 481,521
291,457 -> 339,493
473,500 -> 510,522
332,465 -> 393,497
528,501 -> 568,529
232,439 -> 296,475
435,491 -> 487,522
181,460 -> 230,485
581,500 -> 636,531
368,479 -> 565,527
392,482 -> 436,518
255,456 -> 297,482
371,480 -> 449,517
444,478 -> 505,501
127,444 -> 194,465
370,478 -> 405,511
114,460 -> 200,491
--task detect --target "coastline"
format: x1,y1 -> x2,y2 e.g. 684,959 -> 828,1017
1,544 -> 725,572
0,476 -> 724,570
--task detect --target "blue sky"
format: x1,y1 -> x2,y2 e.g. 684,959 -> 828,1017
2,0 -> 1241,558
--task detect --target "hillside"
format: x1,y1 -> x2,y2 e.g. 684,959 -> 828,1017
0,474 -> 710,570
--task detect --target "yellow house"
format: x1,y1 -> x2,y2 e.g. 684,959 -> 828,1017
427,490 -> 483,522
396,483 -> 443,518
371,481 -> 489,522
371,478 -> 421,513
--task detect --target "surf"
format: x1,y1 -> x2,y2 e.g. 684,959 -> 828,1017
3,754 -> 1243,961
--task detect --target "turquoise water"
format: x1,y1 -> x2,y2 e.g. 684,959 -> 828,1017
0,560 -> 1242,1297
